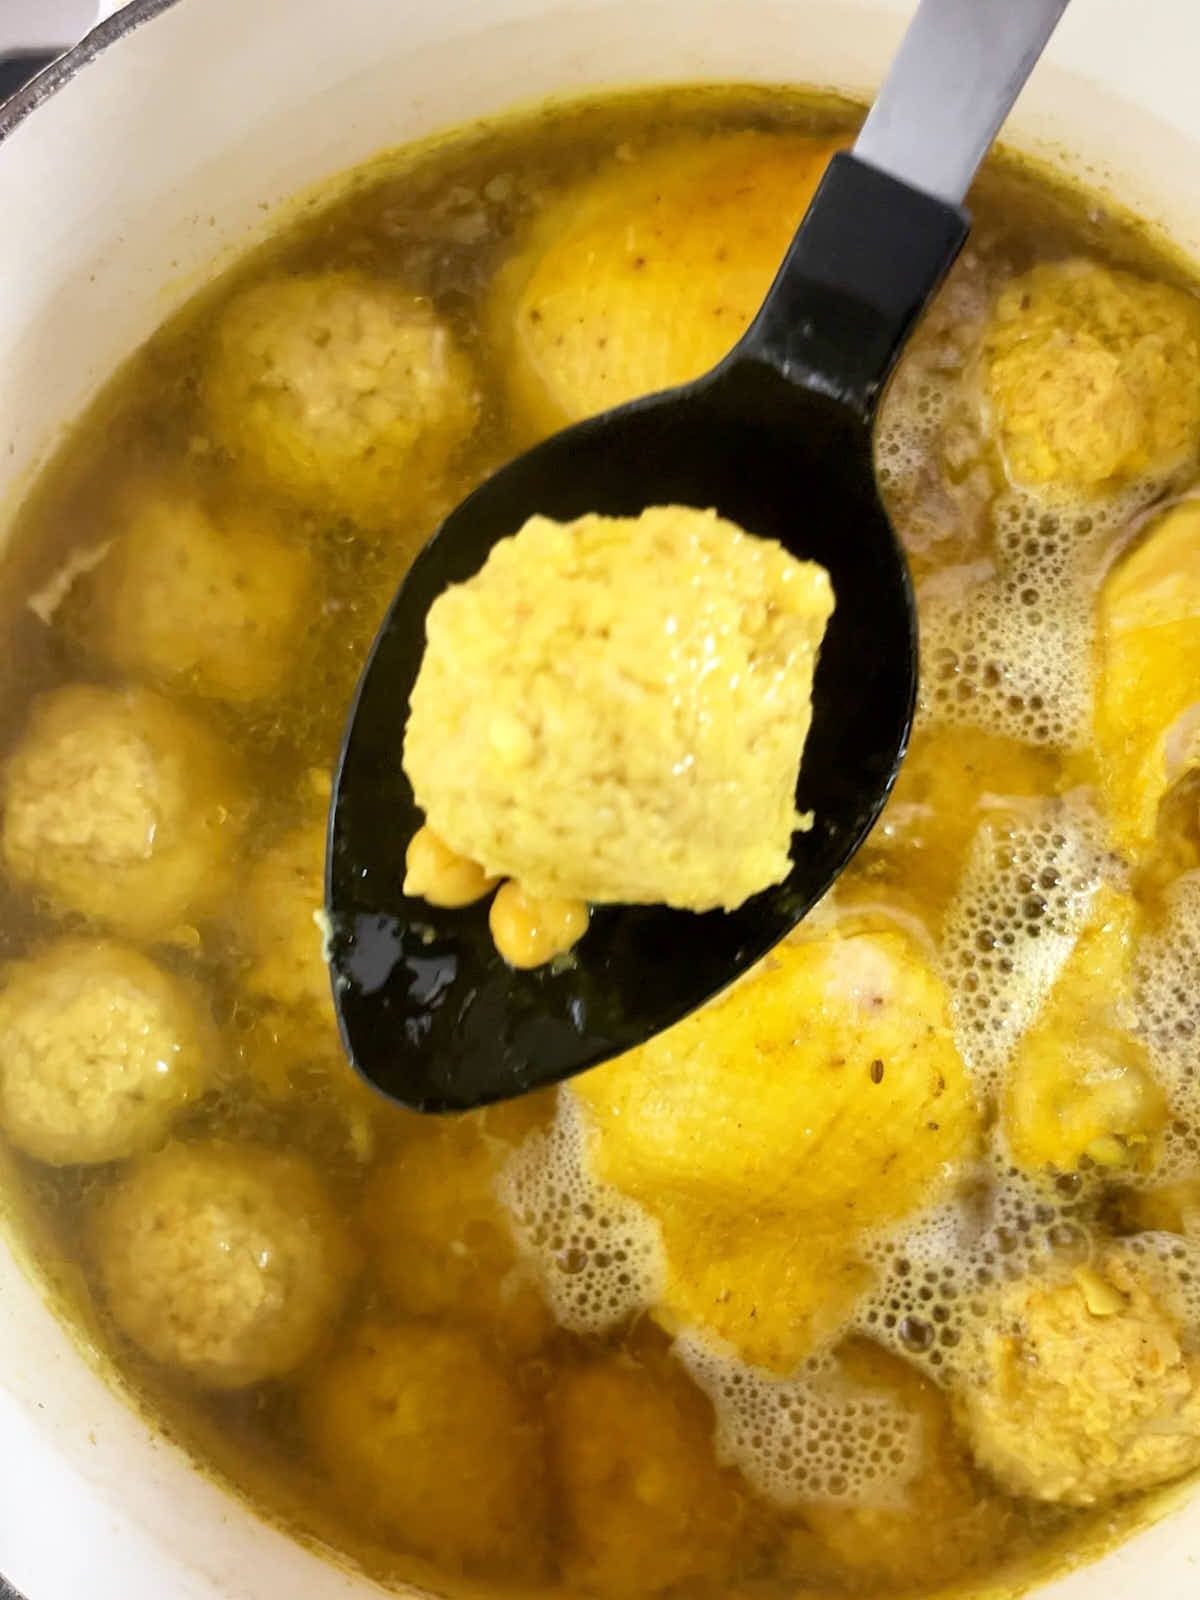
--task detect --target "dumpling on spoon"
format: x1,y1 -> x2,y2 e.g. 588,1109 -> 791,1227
402,503 -> 834,964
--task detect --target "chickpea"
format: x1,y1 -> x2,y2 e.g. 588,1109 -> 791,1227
404,826 -> 499,908
489,881 -> 588,968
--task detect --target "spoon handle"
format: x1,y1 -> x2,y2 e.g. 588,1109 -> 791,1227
729,153 -> 968,416
729,0 -> 1069,418
854,0 -> 1072,206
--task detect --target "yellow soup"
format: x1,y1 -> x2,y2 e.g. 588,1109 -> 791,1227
2,84 -> 1200,1600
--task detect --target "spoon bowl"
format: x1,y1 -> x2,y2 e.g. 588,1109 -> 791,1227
327,0 -> 1071,1113
329,342 -> 913,1111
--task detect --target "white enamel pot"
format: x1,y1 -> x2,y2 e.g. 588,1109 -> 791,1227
0,1 -> 1198,1596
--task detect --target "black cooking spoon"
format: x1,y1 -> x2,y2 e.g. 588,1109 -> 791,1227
326,0 -> 1071,1112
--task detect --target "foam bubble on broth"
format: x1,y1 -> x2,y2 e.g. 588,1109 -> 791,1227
874,379 -> 952,517
852,1148 -> 1200,1376
875,255 -> 989,466
676,1335 -> 922,1509
939,798 -> 1108,1096
1118,1232 -> 1200,1329
850,1152 -> 1088,1373
915,487 -> 1148,750
498,1093 -> 664,1333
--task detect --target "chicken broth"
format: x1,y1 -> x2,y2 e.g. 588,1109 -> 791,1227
3,83 -> 1200,1600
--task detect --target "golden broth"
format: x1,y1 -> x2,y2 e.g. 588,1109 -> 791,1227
2,84 -> 1200,1600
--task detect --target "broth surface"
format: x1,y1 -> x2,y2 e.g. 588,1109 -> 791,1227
3,84 -> 1200,1600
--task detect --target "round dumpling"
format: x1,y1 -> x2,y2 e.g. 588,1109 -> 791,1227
953,1245 -> 1200,1505
240,815 -> 330,1017
488,130 -> 844,438
2,683 -> 247,939
87,481 -> 314,703
231,797 -> 389,1158
204,271 -> 479,528
548,1348 -> 745,1595
91,1139 -> 353,1388
360,1115 -> 553,1355
0,938 -> 216,1166
799,1341 -> 1015,1590
981,259 -> 1200,491
301,1320 -> 548,1578
404,505 -> 833,913
236,810 -> 347,1078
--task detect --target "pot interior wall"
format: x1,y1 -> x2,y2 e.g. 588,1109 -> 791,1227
0,0 -> 1199,1596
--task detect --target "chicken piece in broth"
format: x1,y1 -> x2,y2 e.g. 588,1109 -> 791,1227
1004,886 -> 1167,1175
1096,497 -> 1200,849
569,929 -> 978,1371
489,130 -> 844,438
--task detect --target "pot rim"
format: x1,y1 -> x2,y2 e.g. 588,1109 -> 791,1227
0,0 -> 181,141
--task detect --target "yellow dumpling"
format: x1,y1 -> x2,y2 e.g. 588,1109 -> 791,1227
548,1348 -> 746,1595
302,1320 -> 548,1579
799,1341 -> 1015,1590
953,1247 -> 1200,1506
232,799 -> 385,1157
1095,498 -> 1200,849
205,271 -> 479,529
92,1140 -> 354,1388
234,808 -> 343,1105
1004,887 -> 1166,1174
489,131 -> 845,438
571,928 -> 978,1370
360,1116 -> 553,1355
982,260 -> 1200,490
86,481 -> 314,703
0,938 -> 217,1166
240,816 -> 331,1018
2,683 -> 246,939
404,505 -> 833,913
